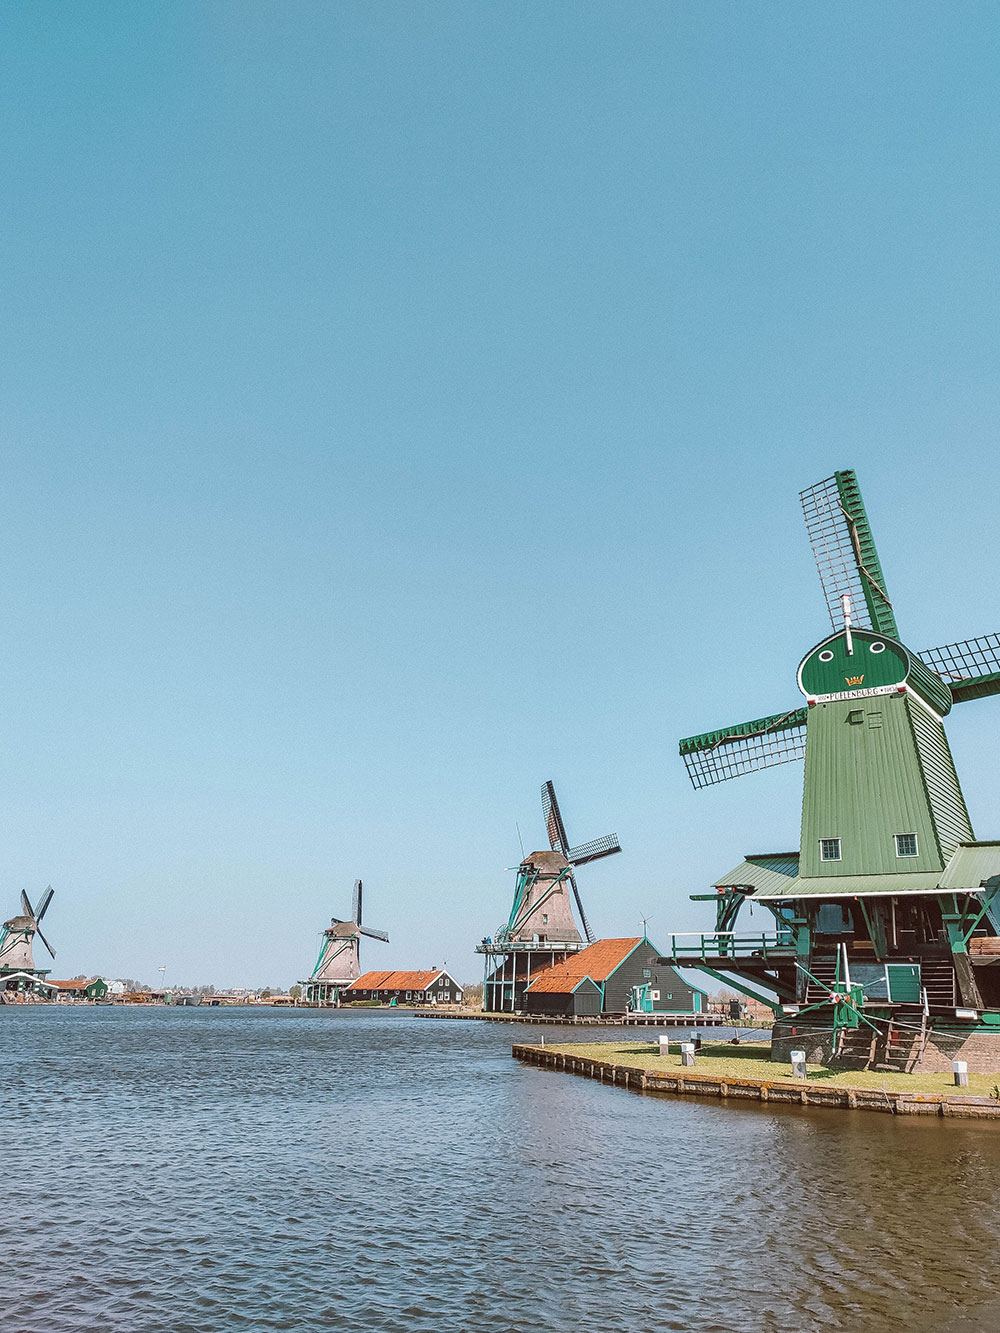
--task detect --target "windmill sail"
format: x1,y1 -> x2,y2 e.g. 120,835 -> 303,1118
566,833 -> 621,866
359,925 -> 389,942
542,781 -> 570,856
568,874 -> 595,944
919,633 -> 1000,704
800,471 -> 898,638
680,708 -> 809,789
539,780 -> 620,943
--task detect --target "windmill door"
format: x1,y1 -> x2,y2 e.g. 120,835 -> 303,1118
886,964 -> 921,1004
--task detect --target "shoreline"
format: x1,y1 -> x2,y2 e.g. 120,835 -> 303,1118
513,1042 -> 1000,1120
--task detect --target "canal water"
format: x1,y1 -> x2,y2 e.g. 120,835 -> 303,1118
2,1007 -> 998,1333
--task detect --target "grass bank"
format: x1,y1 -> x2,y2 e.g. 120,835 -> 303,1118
546,1040 -> 1000,1097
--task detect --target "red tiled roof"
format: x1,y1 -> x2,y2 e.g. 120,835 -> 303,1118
48,978 -> 97,990
525,938 -> 643,993
346,969 -> 445,991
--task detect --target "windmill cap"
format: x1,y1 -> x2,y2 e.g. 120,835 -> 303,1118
519,850 -> 571,873
797,629 -> 952,716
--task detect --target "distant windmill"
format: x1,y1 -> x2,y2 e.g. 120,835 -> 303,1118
477,781 -> 621,1012
0,887 -> 55,990
538,779 -> 621,944
304,880 -> 389,1006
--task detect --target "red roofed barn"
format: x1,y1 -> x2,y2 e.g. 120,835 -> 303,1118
523,937 -> 706,1018
343,969 -> 463,1006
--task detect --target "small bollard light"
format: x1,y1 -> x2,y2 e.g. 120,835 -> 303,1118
790,1049 -> 807,1079
953,1059 -> 969,1088
693,1034 -> 702,1050
540,1035 -> 544,1047
680,1041 -> 696,1068
658,1035 -> 670,1057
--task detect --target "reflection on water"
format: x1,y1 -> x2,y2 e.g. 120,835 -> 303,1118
3,1008 -> 999,1332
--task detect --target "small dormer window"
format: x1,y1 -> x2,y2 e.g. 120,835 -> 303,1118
895,833 -> 918,858
820,838 -> 842,862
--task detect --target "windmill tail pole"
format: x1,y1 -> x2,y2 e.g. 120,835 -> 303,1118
841,594 -> 853,656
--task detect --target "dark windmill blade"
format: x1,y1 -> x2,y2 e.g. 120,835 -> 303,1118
800,470 -> 898,638
20,889 -> 35,920
540,780 -> 617,943
680,707 -> 809,789
918,633 -> 1000,704
35,886 -> 54,921
566,833 -> 621,867
359,926 -> 389,943
541,781 -> 570,857
568,873 -> 595,944
34,925 -> 56,959
352,879 -> 363,926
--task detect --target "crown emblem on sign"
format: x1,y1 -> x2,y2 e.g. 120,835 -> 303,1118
845,675 -> 864,686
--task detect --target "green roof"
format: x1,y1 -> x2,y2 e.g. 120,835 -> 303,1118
754,843 -> 1000,899
757,871 -> 943,899
715,854 -> 799,895
938,842 -> 1000,890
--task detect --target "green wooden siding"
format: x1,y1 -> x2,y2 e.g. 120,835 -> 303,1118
904,653 -> 954,717
800,693 -> 945,877
908,699 -> 974,862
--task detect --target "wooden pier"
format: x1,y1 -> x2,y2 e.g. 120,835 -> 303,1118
512,1043 -> 1000,1118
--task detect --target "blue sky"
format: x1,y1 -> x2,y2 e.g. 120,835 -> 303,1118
2,2 -> 999,986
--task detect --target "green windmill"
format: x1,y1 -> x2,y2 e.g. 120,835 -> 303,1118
668,470 -> 1000,1069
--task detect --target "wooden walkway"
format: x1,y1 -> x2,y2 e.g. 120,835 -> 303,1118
512,1043 -> 1000,1119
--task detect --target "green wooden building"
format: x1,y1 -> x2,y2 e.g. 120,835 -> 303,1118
664,470 -> 1000,1072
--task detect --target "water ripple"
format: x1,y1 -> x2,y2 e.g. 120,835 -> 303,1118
2,1009 -> 999,1332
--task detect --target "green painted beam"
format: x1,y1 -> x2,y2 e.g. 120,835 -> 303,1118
679,707 -> 808,756
835,469 -> 899,639
951,672 -> 1000,704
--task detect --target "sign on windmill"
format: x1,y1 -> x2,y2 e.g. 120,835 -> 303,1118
669,468 -> 1000,1070
303,880 -> 389,1007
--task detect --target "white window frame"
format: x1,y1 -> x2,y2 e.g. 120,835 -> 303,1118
820,838 -> 842,862
895,832 -> 919,858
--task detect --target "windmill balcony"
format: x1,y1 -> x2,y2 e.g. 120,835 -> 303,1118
475,937 -> 590,956
662,931 -> 796,964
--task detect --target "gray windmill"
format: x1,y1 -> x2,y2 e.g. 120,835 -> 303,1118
476,781 -> 622,1012
0,887 -> 56,994
303,880 -> 389,1006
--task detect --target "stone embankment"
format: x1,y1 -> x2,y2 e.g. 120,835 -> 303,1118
416,1010 -> 730,1026
513,1043 -> 1000,1119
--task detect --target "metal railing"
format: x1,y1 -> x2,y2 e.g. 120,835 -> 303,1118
663,931 -> 795,963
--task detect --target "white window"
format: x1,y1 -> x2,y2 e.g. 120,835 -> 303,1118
895,833 -> 918,858
820,838 -> 842,861
405,991 -> 411,1000
650,990 -> 660,1001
